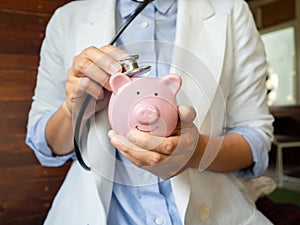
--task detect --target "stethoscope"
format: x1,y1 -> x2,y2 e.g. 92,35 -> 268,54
74,0 -> 154,171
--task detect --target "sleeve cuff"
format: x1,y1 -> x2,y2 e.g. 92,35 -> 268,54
26,111 -> 75,167
226,126 -> 269,179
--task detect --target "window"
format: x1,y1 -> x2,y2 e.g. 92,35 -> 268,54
262,27 -> 296,105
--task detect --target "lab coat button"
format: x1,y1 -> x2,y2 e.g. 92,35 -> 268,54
198,204 -> 211,221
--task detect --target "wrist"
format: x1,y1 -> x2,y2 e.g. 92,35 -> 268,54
189,134 -> 207,169
61,101 -> 73,119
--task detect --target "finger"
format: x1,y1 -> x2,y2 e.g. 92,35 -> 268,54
94,90 -> 111,112
73,46 -> 128,90
73,56 -> 108,81
92,46 -> 129,89
108,130 -> 146,152
108,130 -> 163,165
178,105 -> 196,124
82,45 -> 129,75
80,46 -> 126,74
68,71 -> 104,100
121,147 -> 164,166
78,76 -> 104,100
99,45 -> 129,61
117,150 -> 145,167
72,54 -> 114,91
127,130 -> 176,155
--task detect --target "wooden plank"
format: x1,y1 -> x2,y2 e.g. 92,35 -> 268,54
248,0 -> 278,9
0,163 -> 71,224
0,177 -> 65,203
0,123 -> 28,142
0,199 -> 52,223
269,105 -> 300,116
261,0 -> 295,28
0,71 -> 37,101
0,54 -> 39,70
0,101 -> 31,118
0,29 -> 44,55
0,10 -> 49,29
0,101 -> 32,153
0,86 -> 35,101
0,165 -> 71,224
0,214 -> 46,225
0,135 -> 31,153
0,101 -> 31,135
0,69 -> 37,85
0,150 -> 40,168
0,164 -> 70,186
0,0 -> 73,14
0,128 -> 28,141
0,165 -> 70,202
0,212 -> 46,225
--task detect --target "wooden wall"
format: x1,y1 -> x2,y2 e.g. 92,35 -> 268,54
0,1 -> 72,224
247,0 -> 296,30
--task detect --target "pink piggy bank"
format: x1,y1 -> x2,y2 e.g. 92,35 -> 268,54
108,74 -> 182,137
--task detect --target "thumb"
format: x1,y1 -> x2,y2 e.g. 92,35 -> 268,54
178,105 -> 196,123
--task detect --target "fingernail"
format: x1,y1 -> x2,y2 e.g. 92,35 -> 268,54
108,130 -> 114,138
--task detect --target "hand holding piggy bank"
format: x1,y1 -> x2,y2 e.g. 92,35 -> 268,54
108,74 -> 182,137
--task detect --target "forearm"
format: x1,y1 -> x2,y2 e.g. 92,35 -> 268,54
191,133 -> 253,173
45,101 -> 74,155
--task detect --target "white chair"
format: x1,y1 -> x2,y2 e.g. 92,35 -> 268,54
273,134 -> 300,187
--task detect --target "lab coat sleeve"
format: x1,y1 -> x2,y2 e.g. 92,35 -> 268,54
225,1 -> 274,175
26,9 -> 73,166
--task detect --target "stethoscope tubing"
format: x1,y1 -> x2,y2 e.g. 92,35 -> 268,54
74,0 -> 154,171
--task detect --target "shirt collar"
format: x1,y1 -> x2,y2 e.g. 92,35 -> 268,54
117,0 -> 176,18
155,0 -> 176,14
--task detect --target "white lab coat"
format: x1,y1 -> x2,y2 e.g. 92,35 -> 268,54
29,0 -> 274,224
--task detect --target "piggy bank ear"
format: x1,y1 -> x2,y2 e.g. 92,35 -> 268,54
162,74 -> 182,94
110,74 -> 131,94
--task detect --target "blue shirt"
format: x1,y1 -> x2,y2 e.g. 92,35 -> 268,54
107,1 -> 182,224
25,0 -> 270,224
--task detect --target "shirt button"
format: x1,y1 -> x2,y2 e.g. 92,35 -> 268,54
143,172 -> 151,181
155,217 -> 164,225
140,21 -> 149,29
198,204 -> 211,221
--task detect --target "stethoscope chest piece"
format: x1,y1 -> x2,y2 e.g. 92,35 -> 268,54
119,55 -> 151,77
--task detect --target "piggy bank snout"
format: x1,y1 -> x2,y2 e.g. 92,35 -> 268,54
133,103 -> 160,125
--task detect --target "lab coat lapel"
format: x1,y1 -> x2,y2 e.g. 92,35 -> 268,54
75,0 -> 117,216
87,109 -> 116,216
171,0 -> 228,222
173,0 -> 227,126
171,170 -> 191,224
75,0 -> 116,53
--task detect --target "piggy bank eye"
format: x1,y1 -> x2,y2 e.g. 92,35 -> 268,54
136,91 -> 140,95
154,92 -> 158,96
